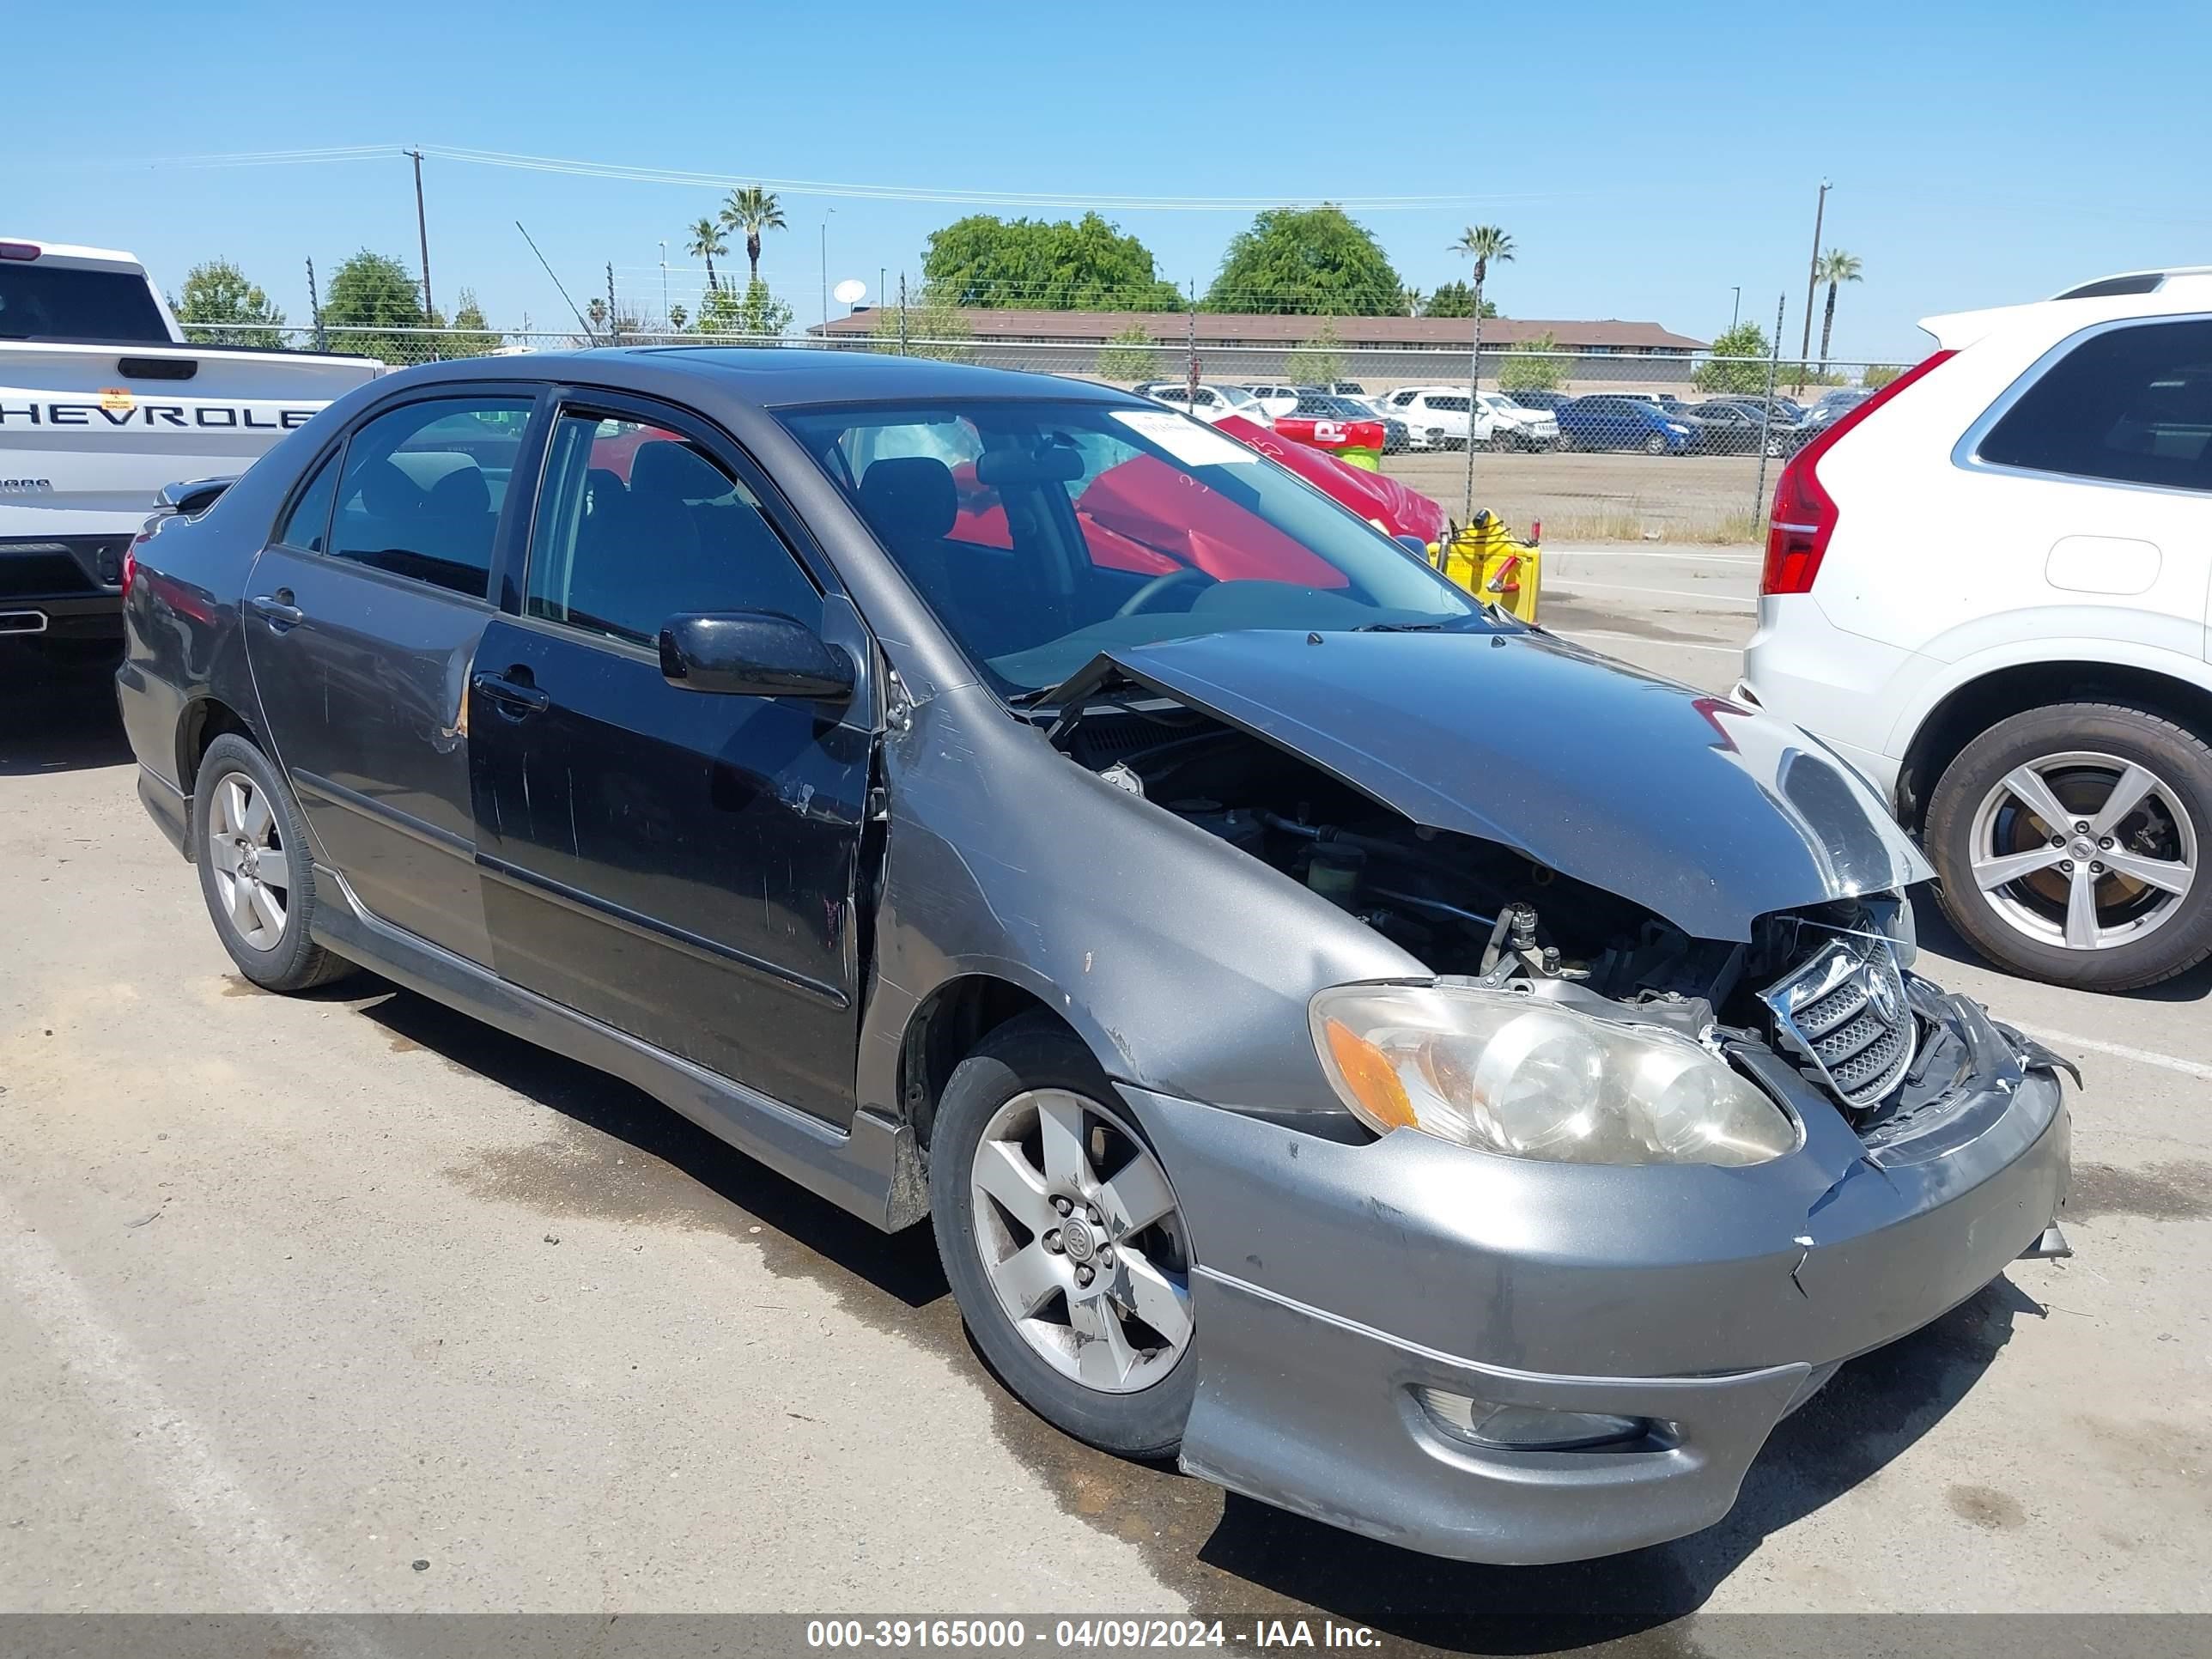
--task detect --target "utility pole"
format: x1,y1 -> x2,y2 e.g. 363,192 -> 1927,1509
1730,286 -> 1741,331
1797,179 -> 1830,390
305,258 -> 325,353
406,148 -> 434,324
819,208 -> 836,345
659,241 -> 669,334
1753,293 -> 1787,523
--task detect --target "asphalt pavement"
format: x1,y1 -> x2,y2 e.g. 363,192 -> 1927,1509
2,577 -> 2207,1652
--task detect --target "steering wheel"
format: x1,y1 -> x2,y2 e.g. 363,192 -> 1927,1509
1115,565 -> 1217,617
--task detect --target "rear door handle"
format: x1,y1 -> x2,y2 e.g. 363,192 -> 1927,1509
471,671 -> 550,719
246,592 -> 304,629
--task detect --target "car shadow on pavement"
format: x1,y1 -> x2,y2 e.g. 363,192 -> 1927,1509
1909,884 -> 2212,1006
0,653 -> 132,775
1191,1273 -> 2039,1653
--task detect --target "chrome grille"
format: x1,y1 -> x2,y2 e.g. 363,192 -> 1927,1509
1760,932 -> 1916,1109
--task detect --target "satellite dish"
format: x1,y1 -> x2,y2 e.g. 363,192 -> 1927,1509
832,278 -> 866,306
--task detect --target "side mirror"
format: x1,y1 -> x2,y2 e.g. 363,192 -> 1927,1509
659,611 -> 856,702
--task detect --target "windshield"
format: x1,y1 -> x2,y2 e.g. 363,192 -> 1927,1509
779,398 -> 1489,697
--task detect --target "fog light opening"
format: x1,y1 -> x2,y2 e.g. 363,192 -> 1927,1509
1416,1387 -> 1650,1451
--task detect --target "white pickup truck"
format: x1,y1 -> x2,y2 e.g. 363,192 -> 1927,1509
2,237 -> 381,653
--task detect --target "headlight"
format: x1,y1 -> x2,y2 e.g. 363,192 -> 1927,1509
1310,984 -> 1798,1165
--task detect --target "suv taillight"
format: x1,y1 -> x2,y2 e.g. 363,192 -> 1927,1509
122,533 -> 146,599
1762,349 -> 1956,596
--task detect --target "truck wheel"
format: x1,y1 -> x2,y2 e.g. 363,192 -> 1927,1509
1926,702 -> 2212,990
193,733 -> 356,993
929,1014 -> 1196,1459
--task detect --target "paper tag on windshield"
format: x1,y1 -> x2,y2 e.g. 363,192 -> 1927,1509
1109,409 -> 1257,466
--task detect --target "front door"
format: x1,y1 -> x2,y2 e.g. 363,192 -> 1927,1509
468,398 -> 872,1125
242,391 -> 538,963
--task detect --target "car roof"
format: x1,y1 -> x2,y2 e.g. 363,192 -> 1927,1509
1921,268 -> 2212,352
378,346 -> 1142,410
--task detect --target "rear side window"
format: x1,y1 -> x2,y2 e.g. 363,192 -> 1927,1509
1980,319 -> 2212,493
275,450 -> 340,552
0,264 -> 170,345
327,396 -> 533,598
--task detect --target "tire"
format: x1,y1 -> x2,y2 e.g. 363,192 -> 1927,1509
193,732 -> 356,993
1643,432 -> 1668,455
1925,702 -> 2212,991
928,1014 -> 1197,1459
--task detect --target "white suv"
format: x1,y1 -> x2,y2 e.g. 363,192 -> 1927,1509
1741,267 -> 2212,990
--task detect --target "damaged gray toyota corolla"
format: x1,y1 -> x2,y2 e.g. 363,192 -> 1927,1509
123,355 -> 2071,1568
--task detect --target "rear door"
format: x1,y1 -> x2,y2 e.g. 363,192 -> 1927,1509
467,393 -> 873,1125
241,387 -> 540,963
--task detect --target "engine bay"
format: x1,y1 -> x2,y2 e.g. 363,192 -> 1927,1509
1052,697 -> 1982,1128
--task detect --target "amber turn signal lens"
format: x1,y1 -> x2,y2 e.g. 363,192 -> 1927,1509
1323,1017 -> 1418,1130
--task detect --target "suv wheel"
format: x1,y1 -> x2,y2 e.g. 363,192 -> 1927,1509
193,733 -> 356,993
1926,702 -> 2212,990
928,1014 -> 1196,1458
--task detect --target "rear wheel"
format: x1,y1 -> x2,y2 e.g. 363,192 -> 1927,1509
1926,702 -> 2212,990
193,733 -> 356,992
929,1015 -> 1196,1458
1643,432 -> 1668,455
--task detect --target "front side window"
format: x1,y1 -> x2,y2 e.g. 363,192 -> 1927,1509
525,414 -> 819,647
327,396 -> 533,598
1979,319 -> 2212,492
780,398 -> 1488,697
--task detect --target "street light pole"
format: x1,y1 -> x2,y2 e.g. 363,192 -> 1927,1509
659,242 -> 669,332
1730,286 -> 1741,331
1797,179 -> 1830,386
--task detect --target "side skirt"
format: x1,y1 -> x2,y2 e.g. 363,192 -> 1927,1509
311,866 -> 929,1232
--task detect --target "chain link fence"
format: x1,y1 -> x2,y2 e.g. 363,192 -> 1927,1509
185,320 -> 1900,544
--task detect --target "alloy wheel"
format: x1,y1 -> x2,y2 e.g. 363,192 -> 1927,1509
205,771 -> 293,951
968,1089 -> 1192,1395
1967,750 -> 2197,951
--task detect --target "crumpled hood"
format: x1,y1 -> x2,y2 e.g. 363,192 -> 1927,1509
1072,626 -> 1931,940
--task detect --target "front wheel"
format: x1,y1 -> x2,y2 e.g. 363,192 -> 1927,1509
929,1015 -> 1197,1458
1925,702 -> 2212,990
1643,432 -> 1668,455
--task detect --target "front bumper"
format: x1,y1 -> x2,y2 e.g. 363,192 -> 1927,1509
1117,1016 -> 2069,1565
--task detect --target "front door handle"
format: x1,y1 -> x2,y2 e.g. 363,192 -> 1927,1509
471,670 -> 550,720
246,591 -> 304,629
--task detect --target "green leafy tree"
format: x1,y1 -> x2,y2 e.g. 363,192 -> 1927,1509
686,217 -> 728,291
1285,319 -> 1347,386
923,212 -> 1182,310
170,259 -> 286,349
320,251 -> 428,363
871,282 -> 973,361
1861,362 -> 1903,389
1095,325 -> 1162,381
1693,320 -> 1774,393
1202,205 -> 1404,315
667,302 -> 689,331
1816,247 -> 1863,370
720,185 -> 787,287
1497,331 -> 1566,392
441,288 -> 501,357
1420,281 -> 1498,319
693,278 -> 793,339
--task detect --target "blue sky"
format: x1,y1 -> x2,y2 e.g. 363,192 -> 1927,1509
11,0 -> 2205,359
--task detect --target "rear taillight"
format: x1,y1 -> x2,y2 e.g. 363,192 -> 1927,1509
121,534 -> 146,599
0,241 -> 39,262
1761,349 -> 1956,596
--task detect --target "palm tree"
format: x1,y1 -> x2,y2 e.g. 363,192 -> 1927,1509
1816,248 -> 1863,373
1400,285 -> 1424,319
1450,226 -> 1516,521
686,217 -> 728,293
720,185 -> 787,287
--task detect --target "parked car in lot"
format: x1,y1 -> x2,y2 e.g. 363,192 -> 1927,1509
1556,395 -> 1696,453
1237,382 -> 1300,420
118,349 -> 2070,1565
1130,381 -> 1271,428
1287,388 -> 1409,453
1479,390 -> 1559,451
1,236 -> 380,656
1378,386 -> 1480,450
1742,267 -> 2212,989
1680,400 -> 1782,455
1620,392 -> 1690,415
